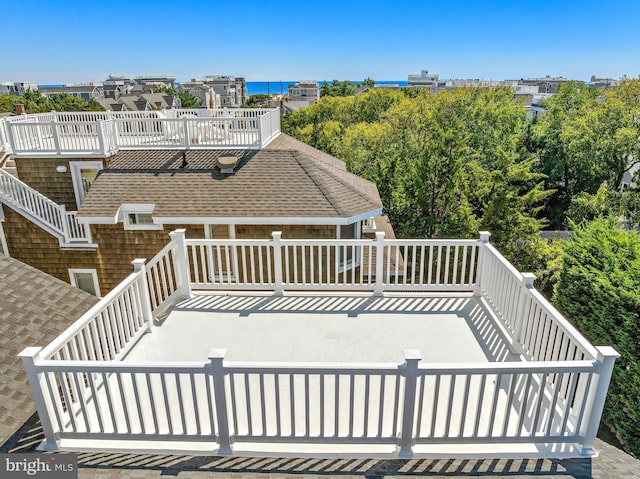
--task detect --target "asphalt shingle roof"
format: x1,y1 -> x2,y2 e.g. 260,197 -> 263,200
0,255 -> 98,445
77,136 -> 382,220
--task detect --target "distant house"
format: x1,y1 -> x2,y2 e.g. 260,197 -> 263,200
193,75 -> 247,107
105,75 -> 176,90
100,93 -> 181,111
39,84 -> 104,101
0,81 -> 38,96
177,82 -> 220,108
407,69 -> 439,88
287,80 -> 320,104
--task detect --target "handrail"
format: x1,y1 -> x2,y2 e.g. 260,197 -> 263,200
0,169 -> 91,244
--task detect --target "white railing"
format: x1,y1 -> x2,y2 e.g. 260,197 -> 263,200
19,230 -> 619,457
0,169 -> 92,245
20,346 -> 617,456
185,233 -> 479,294
475,233 -> 599,362
2,108 -> 281,156
39,266 -> 152,362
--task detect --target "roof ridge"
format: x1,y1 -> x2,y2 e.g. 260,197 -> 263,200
293,152 -> 379,217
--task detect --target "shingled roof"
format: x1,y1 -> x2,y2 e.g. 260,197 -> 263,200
0,255 -> 98,445
77,135 -> 382,222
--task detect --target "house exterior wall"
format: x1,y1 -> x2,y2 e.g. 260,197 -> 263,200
14,156 -> 115,209
0,205 -> 100,284
1,205 -> 345,296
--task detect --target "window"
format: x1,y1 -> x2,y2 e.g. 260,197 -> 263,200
338,222 -> 361,270
69,269 -> 101,297
70,161 -> 103,208
124,212 -> 160,230
0,220 -> 8,256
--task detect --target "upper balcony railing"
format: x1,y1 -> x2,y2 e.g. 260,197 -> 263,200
0,108 -> 281,157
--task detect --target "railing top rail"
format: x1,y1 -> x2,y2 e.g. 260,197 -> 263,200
39,271 -> 142,359
32,357 -> 597,374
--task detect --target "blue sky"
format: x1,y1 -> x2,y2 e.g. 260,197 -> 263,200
3,0 -> 640,84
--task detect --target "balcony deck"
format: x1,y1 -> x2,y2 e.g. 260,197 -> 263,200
125,292 -> 507,363
20,233 -> 618,459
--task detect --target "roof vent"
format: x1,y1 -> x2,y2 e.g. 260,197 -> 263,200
218,155 -> 238,174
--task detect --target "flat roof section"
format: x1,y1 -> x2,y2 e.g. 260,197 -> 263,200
124,292 -> 515,364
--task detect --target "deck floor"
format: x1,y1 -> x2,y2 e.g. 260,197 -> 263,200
125,292 -> 514,364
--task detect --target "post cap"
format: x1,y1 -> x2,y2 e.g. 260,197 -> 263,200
208,348 -> 227,360
18,346 -> 43,359
131,258 -> 147,271
375,231 -> 386,241
521,272 -> 536,287
403,349 -> 422,361
271,231 -> 282,239
169,228 -> 187,239
479,231 -> 491,242
596,346 -> 620,359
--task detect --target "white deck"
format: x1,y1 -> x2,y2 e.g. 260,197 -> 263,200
125,292 -> 513,364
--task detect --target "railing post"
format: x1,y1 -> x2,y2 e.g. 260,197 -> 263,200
96,120 -> 105,155
474,231 -> 491,296
18,347 -> 59,450
58,203 -> 70,243
51,120 -> 62,153
183,117 -> 190,148
208,349 -> 232,454
6,121 -> 17,153
374,231 -> 385,296
132,258 -> 154,329
398,349 -> 421,457
580,346 -> 620,456
169,228 -> 192,298
257,115 -> 264,148
512,272 -> 536,352
271,231 -> 284,295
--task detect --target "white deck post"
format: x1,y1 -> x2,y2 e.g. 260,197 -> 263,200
132,258 -> 154,329
512,273 -> 536,351
18,347 -> 59,450
374,231 -> 385,296
183,117 -> 190,148
96,120 -> 105,155
271,231 -> 284,295
581,346 -> 620,456
474,231 -> 491,296
58,204 -> 70,244
169,229 -> 192,298
398,349 -> 421,457
208,349 -> 232,454
51,120 -> 61,153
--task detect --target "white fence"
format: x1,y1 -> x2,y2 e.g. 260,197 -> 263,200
20,230 -> 618,457
2,108 -> 281,156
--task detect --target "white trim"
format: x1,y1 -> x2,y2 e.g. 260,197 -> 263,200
68,268 -> 101,297
120,204 -> 162,230
154,209 -> 382,226
76,215 -> 118,225
0,218 -> 9,256
70,161 -> 103,208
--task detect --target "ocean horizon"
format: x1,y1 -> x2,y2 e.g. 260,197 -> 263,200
246,80 -> 408,96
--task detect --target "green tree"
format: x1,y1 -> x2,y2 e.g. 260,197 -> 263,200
535,79 -> 640,227
359,77 -> 375,88
554,218 -> 640,457
155,86 -> 201,108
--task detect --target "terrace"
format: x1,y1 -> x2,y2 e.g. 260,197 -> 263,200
20,231 -> 618,459
0,108 -> 281,157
